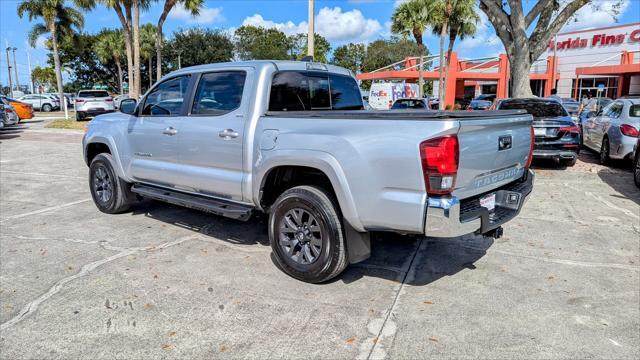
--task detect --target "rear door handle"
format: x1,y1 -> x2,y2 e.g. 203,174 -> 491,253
219,129 -> 239,139
163,127 -> 178,136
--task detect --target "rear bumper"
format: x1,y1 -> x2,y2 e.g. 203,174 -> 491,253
424,169 -> 534,238
533,149 -> 578,160
77,109 -> 115,116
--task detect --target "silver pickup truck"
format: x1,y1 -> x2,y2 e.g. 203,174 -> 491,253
83,60 -> 535,283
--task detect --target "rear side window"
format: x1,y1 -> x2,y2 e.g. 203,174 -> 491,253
269,71 -> 362,111
141,75 -> 191,116
498,100 -> 568,117
192,71 -> 246,115
630,104 -> 640,117
329,74 -> 363,110
606,103 -> 623,118
78,91 -> 109,98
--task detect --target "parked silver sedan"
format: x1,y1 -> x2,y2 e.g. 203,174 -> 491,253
582,98 -> 640,164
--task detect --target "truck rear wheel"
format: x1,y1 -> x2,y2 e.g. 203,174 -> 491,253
268,185 -> 348,283
89,153 -> 134,214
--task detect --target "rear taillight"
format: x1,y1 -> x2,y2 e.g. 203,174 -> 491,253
4,108 -> 11,113
420,135 -> 459,195
76,99 -> 84,103
526,126 -> 534,169
559,125 -> 580,134
105,98 -> 113,102
620,124 -> 639,137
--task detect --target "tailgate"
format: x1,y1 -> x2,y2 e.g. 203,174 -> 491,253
454,114 -> 533,199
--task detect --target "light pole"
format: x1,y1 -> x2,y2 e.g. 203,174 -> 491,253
5,47 -> 13,97
307,0 -> 314,58
12,47 -> 20,93
26,48 -> 34,94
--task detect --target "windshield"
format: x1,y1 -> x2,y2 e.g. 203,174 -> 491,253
499,100 -> 568,117
630,104 -> 640,117
78,90 -> 110,98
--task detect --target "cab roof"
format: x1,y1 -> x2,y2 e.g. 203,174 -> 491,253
165,60 -> 353,79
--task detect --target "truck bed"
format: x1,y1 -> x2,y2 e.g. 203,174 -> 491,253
265,109 -> 528,120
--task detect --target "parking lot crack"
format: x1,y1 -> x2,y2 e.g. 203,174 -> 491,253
359,237 -> 426,360
0,234 -> 199,331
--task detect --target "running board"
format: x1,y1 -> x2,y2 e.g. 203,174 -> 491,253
131,184 -> 253,221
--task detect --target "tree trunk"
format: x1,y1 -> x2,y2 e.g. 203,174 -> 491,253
438,20 -> 448,110
149,55 -> 153,90
116,60 -> 123,95
49,23 -> 65,111
132,1 -> 141,99
156,0 -> 174,81
114,5 -> 134,98
509,49 -> 534,98
156,23 -> 164,81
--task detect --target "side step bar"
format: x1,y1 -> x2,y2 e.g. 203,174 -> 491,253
131,184 -> 253,221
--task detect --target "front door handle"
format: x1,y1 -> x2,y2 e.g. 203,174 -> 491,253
163,127 -> 178,136
219,129 -> 239,139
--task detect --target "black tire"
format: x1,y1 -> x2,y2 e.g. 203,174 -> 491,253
599,137 -> 610,165
75,112 -> 84,121
41,103 -> 52,112
564,158 -> 577,167
268,185 -> 348,283
89,153 -> 134,214
634,151 -> 640,188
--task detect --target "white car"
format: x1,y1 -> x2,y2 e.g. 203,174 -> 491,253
18,94 -> 59,112
113,94 -> 130,109
75,90 -> 116,120
582,97 -> 640,164
1,104 -> 19,126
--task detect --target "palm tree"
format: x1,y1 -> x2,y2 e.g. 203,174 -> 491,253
155,0 -> 203,80
140,23 -> 157,91
18,0 -> 83,109
430,0 -> 478,108
75,0 -> 150,99
390,0 -> 431,53
94,29 -> 125,94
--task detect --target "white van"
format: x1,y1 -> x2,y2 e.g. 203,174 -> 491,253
368,83 -> 420,110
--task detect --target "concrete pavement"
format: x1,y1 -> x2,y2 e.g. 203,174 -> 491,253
0,125 -> 638,359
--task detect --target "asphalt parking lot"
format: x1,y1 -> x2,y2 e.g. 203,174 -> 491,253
1,119 -> 639,359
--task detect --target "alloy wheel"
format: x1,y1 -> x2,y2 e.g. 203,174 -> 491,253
278,208 -> 323,265
93,165 -> 113,204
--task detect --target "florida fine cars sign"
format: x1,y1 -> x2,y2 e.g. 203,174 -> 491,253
548,28 -> 640,51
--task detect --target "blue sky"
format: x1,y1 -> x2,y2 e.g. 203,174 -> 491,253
1,0 -> 639,86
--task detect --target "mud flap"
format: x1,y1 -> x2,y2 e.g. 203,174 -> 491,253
343,219 -> 371,264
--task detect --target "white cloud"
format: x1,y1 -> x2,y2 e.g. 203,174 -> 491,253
454,10 -> 504,55
242,14 -> 308,35
241,7 -> 382,42
561,0 -> 630,31
168,3 -> 225,24
34,34 -> 48,50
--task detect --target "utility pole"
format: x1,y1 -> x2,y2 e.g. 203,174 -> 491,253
11,47 -> 19,93
5,47 -> 13,98
307,0 -> 314,58
177,52 -> 181,69
26,48 -> 34,94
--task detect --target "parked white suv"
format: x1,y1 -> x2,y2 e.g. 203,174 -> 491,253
18,94 -> 59,112
75,90 -> 115,120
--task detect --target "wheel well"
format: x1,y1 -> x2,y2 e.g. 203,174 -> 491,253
86,142 -> 111,164
260,166 -> 337,210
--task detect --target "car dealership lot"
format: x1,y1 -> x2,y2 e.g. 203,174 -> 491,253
1,125 -> 638,359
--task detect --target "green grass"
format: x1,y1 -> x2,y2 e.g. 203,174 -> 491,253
45,118 -> 89,130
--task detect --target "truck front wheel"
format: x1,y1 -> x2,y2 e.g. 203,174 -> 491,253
89,153 -> 134,214
268,185 -> 348,283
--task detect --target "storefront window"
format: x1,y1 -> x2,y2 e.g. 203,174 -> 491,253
570,77 -> 619,100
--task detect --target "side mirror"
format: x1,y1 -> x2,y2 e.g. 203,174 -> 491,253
120,98 -> 137,115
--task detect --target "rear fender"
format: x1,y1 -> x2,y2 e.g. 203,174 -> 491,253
254,149 -> 364,232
